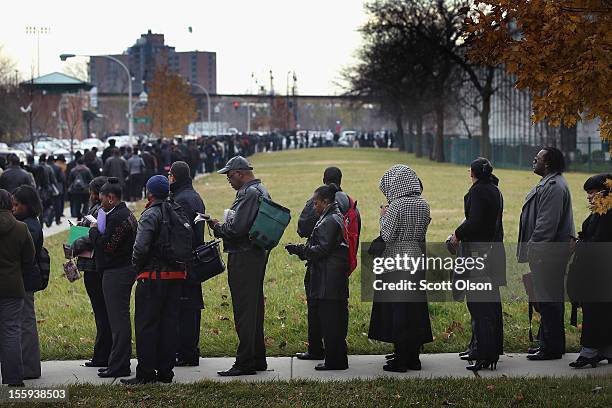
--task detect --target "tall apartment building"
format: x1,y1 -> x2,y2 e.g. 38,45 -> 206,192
89,30 -> 216,95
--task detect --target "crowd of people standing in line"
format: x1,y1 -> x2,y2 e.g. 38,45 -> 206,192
0,145 -> 610,386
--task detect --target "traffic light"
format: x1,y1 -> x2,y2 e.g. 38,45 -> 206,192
233,101 -> 240,110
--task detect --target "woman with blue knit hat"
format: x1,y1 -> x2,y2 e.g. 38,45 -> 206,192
121,174 -> 192,385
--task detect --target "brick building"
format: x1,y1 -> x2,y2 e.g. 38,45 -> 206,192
89,30 -> 216,95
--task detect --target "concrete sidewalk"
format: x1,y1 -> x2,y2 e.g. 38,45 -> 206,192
24,354 -> 612,386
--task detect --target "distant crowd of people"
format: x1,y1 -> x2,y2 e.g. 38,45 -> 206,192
0,145 -> 610,387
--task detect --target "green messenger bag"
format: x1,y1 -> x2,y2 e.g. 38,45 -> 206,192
249,195 -> 291,250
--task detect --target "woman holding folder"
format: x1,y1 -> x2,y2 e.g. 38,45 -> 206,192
71,176 -> 112,368
88,177 -> 138,378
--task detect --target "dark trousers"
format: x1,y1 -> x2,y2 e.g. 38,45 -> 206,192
314,299 -> 348,369
102,266 -> 135,374
42,198 -> 55,226
466,287 -> 503,360
70,193 -> 89,220
306,298 -> 324,356
0,297 -> 24,384
530,259 -> 567,355
135,279 -> 182,381
129,174 -> 145,201
177,284 -> 203,364
84,269 -> 112,365
227,248 -> 268,371
54,194 -> 64,223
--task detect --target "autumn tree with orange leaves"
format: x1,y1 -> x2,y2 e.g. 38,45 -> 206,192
465,0 -> 612,151
143,66 -> 197,138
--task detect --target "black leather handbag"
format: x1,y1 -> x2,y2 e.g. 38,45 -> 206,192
192,240 -> 225,282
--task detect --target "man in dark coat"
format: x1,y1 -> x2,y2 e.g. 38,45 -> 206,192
0,154 -> 34,193
48,155 -> 66,225
169,162 -> 206,366
207,156 -> 269,376
103,149 -> 128,189
101,139 -> 116,163
121,175 -> 187,385
518,147 -> 574,361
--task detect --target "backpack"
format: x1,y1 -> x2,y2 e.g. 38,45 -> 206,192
157,201 -> 194,263
37,247 -> 51,291
249,189 -> 291,250
343,196 -> 360,276
70,171 -> 87,194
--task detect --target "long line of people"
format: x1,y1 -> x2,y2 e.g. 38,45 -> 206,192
0,146 -> 610,387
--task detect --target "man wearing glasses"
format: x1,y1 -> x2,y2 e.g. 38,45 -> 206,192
206,156 -> 270,376
518,147 -> 575,361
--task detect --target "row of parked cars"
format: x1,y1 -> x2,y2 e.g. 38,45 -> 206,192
0,135 -> 142,164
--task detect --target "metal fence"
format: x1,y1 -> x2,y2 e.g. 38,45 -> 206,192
447,137 -> 612,173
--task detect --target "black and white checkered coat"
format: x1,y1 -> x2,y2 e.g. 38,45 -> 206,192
379,165 -> 430,269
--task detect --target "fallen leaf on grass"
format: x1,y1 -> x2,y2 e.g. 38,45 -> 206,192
217,315 -> 230,321
487,384 -> 495,391
265,336 -> 275,346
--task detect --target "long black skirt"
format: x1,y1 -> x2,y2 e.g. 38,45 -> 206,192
368,301 -> 433,346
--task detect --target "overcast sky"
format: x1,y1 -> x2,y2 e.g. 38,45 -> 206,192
1,0 -> 368,95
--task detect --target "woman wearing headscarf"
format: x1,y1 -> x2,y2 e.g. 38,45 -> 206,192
11,185 -> 43,379
89,177 -> 138,378
368,165 -> 433,372
567,173 -> 612,368
449,158 -> 505,372
71,176 -> 112,368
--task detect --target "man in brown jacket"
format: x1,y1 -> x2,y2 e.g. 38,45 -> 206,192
0,188 -> 35,386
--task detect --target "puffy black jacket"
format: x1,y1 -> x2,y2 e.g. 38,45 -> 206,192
170,179 -> 206,247
15,215 -> 43,292
297,190 -> 360,238
0,165 -> 35,193
213,179 -> 270,253
302,203 -> 349,300
133,199 -> 186,275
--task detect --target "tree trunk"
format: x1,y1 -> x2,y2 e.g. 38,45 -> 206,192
406,117 -> 414,153
415,114 -> 423,158
395,114 -> 405,151
480,66 -> 495,159
433,101 -> 445,162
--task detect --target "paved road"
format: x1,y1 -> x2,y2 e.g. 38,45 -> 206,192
23,354 -> 612,386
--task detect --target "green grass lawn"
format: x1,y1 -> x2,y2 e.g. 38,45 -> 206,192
6,377 -> 612,408
37,148 -> 594,361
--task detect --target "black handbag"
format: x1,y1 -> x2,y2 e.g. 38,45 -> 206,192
368,235 -> 386,257
192,240 -> 225,282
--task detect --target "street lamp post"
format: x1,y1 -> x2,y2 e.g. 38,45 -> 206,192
60,53 -> 133,139
188,82 -> 211,135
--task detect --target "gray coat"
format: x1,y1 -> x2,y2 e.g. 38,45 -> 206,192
517,172 -> 575,263
213,179 -> 270,253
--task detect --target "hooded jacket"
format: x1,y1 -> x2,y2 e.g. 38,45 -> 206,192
379,165 -> 430,264
0,209 -> 35,298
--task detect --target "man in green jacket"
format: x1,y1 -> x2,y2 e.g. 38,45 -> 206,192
0,188 -> 36,386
